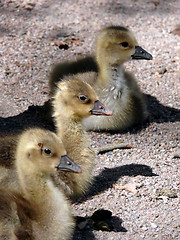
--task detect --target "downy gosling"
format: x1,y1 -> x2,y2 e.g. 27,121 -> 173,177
49,25 -> 153,131
52,75 -> 112,197
0,128 -> 81,240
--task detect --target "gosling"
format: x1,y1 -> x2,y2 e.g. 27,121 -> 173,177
52,75 -> 112,197
49,25 -> 152,131
0,128 -> 81,240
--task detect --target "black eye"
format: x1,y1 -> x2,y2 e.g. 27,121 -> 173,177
120,42 -> 129,48
44,148 -> 52,155
78,95 -> 88,102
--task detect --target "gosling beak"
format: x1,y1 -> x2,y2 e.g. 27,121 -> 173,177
131,46 -> 153,60
56,155 -> 82,173
90,100 -> 113,116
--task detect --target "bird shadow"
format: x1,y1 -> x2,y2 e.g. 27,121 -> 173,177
73,229 -> 95,240
0,93 -> 179,136
145,93 -> 179,124
110,216 -> 127,232
0,103 -> 55,136
136,93 -> 179,133
73,214 -> 127,239
75,163 -> 157,203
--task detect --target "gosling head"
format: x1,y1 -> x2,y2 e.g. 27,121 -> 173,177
53,75 -> 113,121
96,25 -> 152,66
16,128 -> 82,174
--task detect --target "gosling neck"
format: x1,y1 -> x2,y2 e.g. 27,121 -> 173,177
54,113 -> 86,151
54,111 -> 83,132
97,60 -> 125,88
18,163 -> 52,204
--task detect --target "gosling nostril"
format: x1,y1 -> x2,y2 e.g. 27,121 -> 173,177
66,160 -> 72,166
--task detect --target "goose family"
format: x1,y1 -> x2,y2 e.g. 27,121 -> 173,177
0,25 -> 153,239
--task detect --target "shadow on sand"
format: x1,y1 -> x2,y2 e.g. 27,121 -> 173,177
76,163 -> 157,202
72,163 -> 156,238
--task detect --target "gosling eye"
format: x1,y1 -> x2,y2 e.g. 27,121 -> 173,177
78,95 -> 88,102
43,148 -> 52,155
120,42 -> 129,48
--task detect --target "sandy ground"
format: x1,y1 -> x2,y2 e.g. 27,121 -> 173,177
0,0 -> 180,239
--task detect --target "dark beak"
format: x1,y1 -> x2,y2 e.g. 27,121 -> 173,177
90,100 -> 113,116
131,46 -> 153,60
56,155 -> 82,173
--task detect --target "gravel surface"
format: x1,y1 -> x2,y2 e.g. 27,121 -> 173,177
0,0 -> 180,239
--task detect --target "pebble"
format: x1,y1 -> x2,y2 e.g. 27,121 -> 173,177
158,67 -> 167,74
151,223 -> 158,229
173,150 -> 180,158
